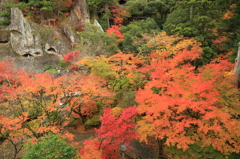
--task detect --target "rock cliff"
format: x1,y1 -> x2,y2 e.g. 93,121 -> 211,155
234,42 -> 240,87
0,0 -> 91,71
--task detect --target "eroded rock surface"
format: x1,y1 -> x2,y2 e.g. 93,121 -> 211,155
9,7 -> 43,57
0,8 -> 74,71
70,0 -> 90,24
9,7 -> 73,59
0,1 -> 92,71
234,42 -> 240,87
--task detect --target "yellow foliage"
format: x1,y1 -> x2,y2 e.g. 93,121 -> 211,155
137,119 -> 156,143
145,31 -> 202,55
111,107 -> 123,117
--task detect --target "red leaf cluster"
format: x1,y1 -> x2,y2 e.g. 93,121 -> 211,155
63,50 -> 80,62
106,25 -> 124,41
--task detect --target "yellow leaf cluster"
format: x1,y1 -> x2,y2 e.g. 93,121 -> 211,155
145,31 -> 202,55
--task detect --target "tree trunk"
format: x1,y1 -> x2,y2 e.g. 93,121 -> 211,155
105,3 -> 110,28
40,10 -> 45,24
156,138 -> 166,159
190,5 -> 193,21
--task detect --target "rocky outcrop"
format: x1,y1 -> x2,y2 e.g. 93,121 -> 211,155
93,19 -> 104,32
234,42 -> 240,87
60,20 -> 76,43
43,28 -> 72,57
0,1 -> 92,71
9,8 -> 72,58
9,8 -> 43,57
0,7 -> 75,71
59,0 -> 91,44
70,0 -> 90,24
0,30 -> 10,43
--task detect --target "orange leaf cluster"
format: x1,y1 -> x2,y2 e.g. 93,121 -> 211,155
107,25 -> 124,41
223,10 -> 234,19
135,45 -> 240,153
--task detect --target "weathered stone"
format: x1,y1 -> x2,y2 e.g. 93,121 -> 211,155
234,42 -> 240,87
0,7 -> 74,71
0,30 -> 10,43
60,20 -> 76,43
0,2 -> 95,72
70,0 -> 90,24
9,7 -> 43,57
59,0 -> 90,44
44,28 -> 71,57
8,8 -> 73,59
93,19 -> 104,32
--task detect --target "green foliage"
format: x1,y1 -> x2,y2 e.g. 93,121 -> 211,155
23,133 -> 77,159
221,1 -> 240,62
229,153 -> 240,159
124,0 -> 174,27
163,8 -> 189,34
85,115 -> 101,128
119,18 -> 160,53
121,18 -> 159,37
75,23 -> 119,56
87,0 -> 103,10
87,0 -> 117,23
46,69 -> 58,74
0,2 -> 29,26
44,65 -> 58,74
98,14 -> 111,31
29,0 -> 56,12
165,142 -> 228,159
44,65 -> 55,71
162,0 -> 227,65
114,90 -> 137,108
58,60 -> 70,70
124,0 -> 148,19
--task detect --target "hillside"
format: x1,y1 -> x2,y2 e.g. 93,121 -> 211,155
0,0 -> 240,159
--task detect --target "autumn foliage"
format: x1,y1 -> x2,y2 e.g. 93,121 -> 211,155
107,25 -> 124,41
63,50 -> 81,62
135,47 -> 240,154
81,106 -> 138,159
0,62 -> 114,158
1,31 -> 240,158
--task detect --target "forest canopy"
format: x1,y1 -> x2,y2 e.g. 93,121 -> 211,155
0,0 -> 240,159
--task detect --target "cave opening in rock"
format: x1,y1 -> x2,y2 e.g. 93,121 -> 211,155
34,52 -> 41,56
22,54 -> 33,58
47,47 -> 56,52
0,40 -> 9,43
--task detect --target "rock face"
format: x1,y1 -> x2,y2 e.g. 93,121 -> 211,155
9,8 -> 72,59
70,0 -> 90,24
9,8 -> 43,57
234,42 -> 240,87
2,7 -> 74,71
93,19 -> 104,32
0,1 -> 91,71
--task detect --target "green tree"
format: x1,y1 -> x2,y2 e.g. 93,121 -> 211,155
219,1 -> 240,62
163,0 -> 232,65
75,23 -> 119,56
0,2 -> 28,26
23,133 -> 77,159
119,18 -> 160,53
87,0 -> 118,27
29,0 -> 56,23
124,0 -> 174,27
